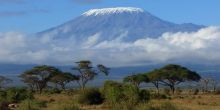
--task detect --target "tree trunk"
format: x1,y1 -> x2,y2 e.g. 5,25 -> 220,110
153,82 -> 159,94
169,85 -> 175,94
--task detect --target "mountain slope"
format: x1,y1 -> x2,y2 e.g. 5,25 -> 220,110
38,7 -> 205,42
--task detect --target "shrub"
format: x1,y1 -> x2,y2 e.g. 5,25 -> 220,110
0,90 -> 7,101
103,80 -> 149,109
6,87 -> 33,103
139,89 -> 150,102
193,89 -> 199,95
18,99 -> 47,110
103,81 -> 124,105
78,88 -> 104,105
122,84 -> 140,104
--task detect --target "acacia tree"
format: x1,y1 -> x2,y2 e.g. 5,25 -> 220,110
123,73 -> 149,88
20,65 -> 61,93
145,69 -> 161,93
0,75 -> 12,89
73,60 -> 109,90
50,72 -> 79,90
19,74 -> 39,92
147,64 -> 201,94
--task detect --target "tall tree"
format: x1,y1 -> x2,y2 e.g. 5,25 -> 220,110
0,75 -> 12,89
73,60 -> 109,90
123,73 -> 149,88
20,65 -> 61,93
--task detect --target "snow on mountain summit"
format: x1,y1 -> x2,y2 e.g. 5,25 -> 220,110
82,7 -> 144,16
39,7 -> 205,42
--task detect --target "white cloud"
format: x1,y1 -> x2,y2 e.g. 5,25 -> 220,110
0,26 -> 220,67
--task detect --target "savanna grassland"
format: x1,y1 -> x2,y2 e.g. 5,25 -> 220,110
19,89 -> 220,110
0,61 -> 220,110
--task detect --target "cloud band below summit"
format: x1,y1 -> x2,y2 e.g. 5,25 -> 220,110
0,26 -> 220,67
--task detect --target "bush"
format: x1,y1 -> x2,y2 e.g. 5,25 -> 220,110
139,89 -> 150,102
78,88 -> 104,105
103,80 -> 149,109
103,81 -> 124,105
6,87 -> 33,103
122,84 -> 140,104
193,89 -> 199,95
0,90 -> 7,101
18,99 -> 47,110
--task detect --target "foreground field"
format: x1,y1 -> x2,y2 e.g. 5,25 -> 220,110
30,91 -> 220,110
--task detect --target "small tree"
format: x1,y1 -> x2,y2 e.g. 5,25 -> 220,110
73,60 -> 109,90
50,72 -> 79,90
123,73 -> 149,88
0,75 -> 12,89
20,65 -> 61,93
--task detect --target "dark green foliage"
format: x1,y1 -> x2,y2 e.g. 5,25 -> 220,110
78,88 -> 104,105
146,64 -> 201,94
50,72 -> 79,90
122,84 -> 140,104
123,74 -> 149,88
20,65 -> 62,93
6,87 -> 33,103
0,90 -> 7,101
103,80 -> 149,108
139,89 -> 150,101
103,81 -> 125,105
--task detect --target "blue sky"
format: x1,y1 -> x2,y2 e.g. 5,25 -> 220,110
0,0 -> 219,33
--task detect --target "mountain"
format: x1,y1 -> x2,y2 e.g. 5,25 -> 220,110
38,7 -> 205,42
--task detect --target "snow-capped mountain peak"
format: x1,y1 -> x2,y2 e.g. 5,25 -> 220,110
39,7 -> 204,42
82,7 -> 144,16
